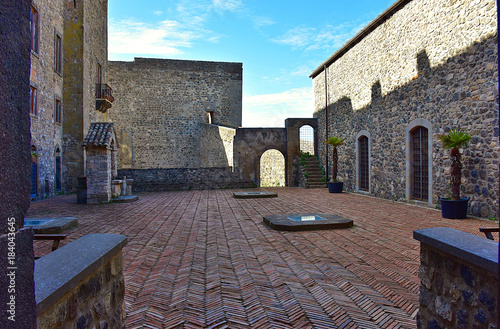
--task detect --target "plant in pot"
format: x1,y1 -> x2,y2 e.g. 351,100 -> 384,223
438,129 -> 472,219
325,136 -> 345,193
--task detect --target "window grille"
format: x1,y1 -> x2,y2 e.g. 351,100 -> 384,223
358,136 -> 369,191
299,125 -> 314,155
411,127 -> 428,201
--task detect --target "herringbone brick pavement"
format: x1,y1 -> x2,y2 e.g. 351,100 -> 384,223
28,188 -> 497,328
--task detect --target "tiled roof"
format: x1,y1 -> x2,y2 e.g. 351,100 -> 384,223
83,122 -> 116,148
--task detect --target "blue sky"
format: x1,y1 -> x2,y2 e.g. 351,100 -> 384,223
108,0 -> 395,127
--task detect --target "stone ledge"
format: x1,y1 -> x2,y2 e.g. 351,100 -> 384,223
34,233 -> 127,315
413,227 -> 498,274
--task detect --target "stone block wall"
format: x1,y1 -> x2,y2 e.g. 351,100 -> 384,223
414,228 -> 498,329
37,251 -> 125,328
118,168 -> 253,192
201,124 -> 236,168
29,0 -> 64,199
36,234 -> 127,329
85,147 -> 111,203
107,58 -> 242,170
312,0 -> 498,218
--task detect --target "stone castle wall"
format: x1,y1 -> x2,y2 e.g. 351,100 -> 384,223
29,0 -> 64,199
201,124 -> 236,168
312,0 -> 498,218
118,168 -> 253,192
108,58 -> 242,170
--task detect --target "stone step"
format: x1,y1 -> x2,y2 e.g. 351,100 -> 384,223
304,171 -> 323,176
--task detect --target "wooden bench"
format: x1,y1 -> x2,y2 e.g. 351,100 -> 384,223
34,234 -> 67,251
479,227 -> 499,241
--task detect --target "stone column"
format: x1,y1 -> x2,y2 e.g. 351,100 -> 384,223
0,0 -> 37,327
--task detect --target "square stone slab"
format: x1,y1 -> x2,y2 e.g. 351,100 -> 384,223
233,191 -> 278,199
24,217 -> 78,234
263,213 -> 353,231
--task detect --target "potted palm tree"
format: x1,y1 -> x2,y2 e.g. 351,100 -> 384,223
325,136 -> 344,193
438,129 -> 472,219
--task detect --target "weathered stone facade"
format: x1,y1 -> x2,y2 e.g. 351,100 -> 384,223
201,124 -> 236,168
29,0 -> 64,200
118,168 -> 253,191
62,0 -> 109,191
312,0 -> 498,218
108,58 -> 242,170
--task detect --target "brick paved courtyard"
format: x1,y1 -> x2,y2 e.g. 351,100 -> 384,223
28,188 -> 495,328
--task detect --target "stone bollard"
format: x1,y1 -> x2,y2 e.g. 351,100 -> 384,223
126,179 -> 133,195
121,176 -> 127,196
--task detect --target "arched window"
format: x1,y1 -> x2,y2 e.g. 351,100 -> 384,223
299,125 -> 315,155
55,146 -> 61,191
31,145 -> 38,197
356,131 -> 370,193
410,126 -> 429,201
405,119 -> 433,203
260,149 -> 285,187
358,136 -> 369,191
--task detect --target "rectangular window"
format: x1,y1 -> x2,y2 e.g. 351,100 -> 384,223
97,63 -> 102,86
30,86 -> 37,115
55,34 -> 62,73
55,99 -> 62,123
30,6 -> 39,53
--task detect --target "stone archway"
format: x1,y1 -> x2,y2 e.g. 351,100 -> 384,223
233,118 -> 318,187
260,149 -> 285,187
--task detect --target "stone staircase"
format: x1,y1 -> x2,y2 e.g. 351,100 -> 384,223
301,157 -> 326,188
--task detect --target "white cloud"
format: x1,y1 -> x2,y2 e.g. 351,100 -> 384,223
108,18 -> 213,58
154,10 -> 163,16
243,87 -> 313,127
252,16 -> 274,30
212,0 -> 243,13
272,21 -> 368,52
272,26 -> 316,49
